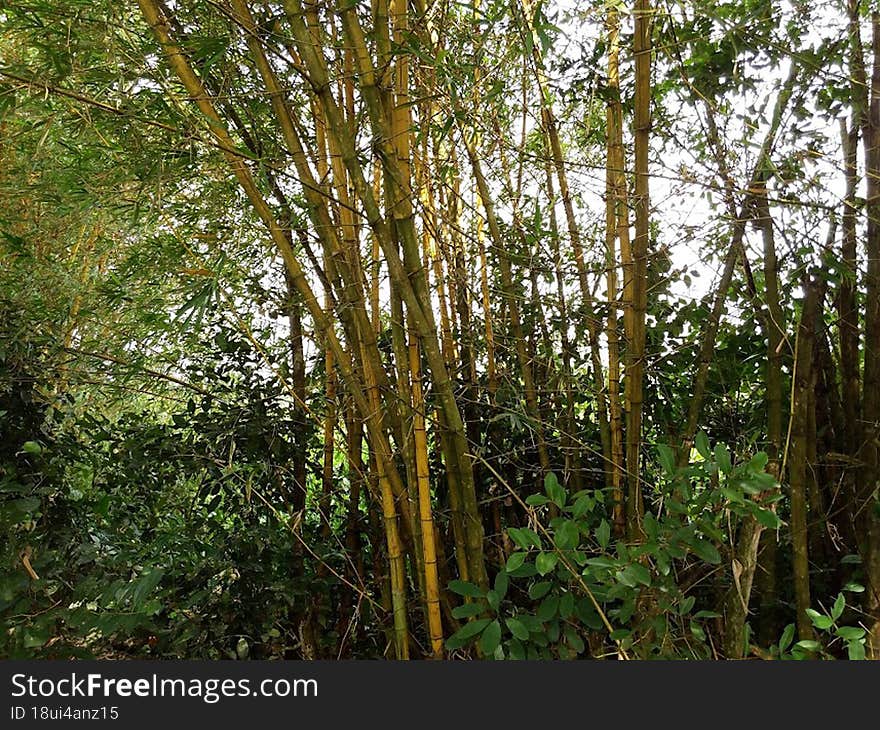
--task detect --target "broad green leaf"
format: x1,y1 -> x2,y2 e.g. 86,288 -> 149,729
657,444 -> 676,476
807,612 -> 833,630
505,552 -> 527,573
836,626 -> 865,641
131,568 -> 165,610
525,494 -> 550,506
559,592 -> 574,618
779,623 -> 795,652
452,602 -> 484,619
508,527 -> 542,550
748,451 -> 769,472
544,472 -> 566,507
494,570 -> 509,599
690,538 -> 721,564
564,625 -> 585,654
831,593 -> 845,621
486,589 -> 500,612
621,563 -> 651,587
695,432 -> 711,459
585,556 -> 617,569
848,640 -> 866,660
529,581 -> 552,600
555,520 -> 579,550
537,594 -> 559,621
22,627 -> 49,649
506,617 -> 529,641
572,494 -> 593,518
480,620 -> 502,655
536,551 -> 558,576
596,519 -> 611,549
446,618 -> 491,648
714,443 -> 732,474
753,507 -> 781,529
448,579 -> 484,598
508,638 -> 526,660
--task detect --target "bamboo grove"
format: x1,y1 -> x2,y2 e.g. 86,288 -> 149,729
1,0 -> 880,660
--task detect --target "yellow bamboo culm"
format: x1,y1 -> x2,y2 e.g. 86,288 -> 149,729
363,349 -> 410,660
605,4 -> 628,537
409,329 -> 444,657
627,0 -> 652,541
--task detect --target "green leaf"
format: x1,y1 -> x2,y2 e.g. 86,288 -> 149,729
690,538 -> 721,564
494,570 -> 509,599
480,620 -> 502,655
22,627 -> 49,649
508,638 -> 526,660
585,556 -> 617,569
508,527 -> 542,550
21,441 -> 42,455
537,595 -> 560,621
529,581 -> 552,600
525,494 -> 550,506
720,486 -> 744,504
714,443 -> 732,474
448,579 -> 484,598
559,592 -> 575,619
657,444 -> 676,476
505,552 -> 527,573
536,551 -> 558,576
572,494 -> 593,518
843,581 -> 865,593
131,568 -> 165,610
595,519 -> 611,549
643,513 -> 659,542
831,593 -> 845,621
452,602 -> 485,619
836,626 -> 865,641
753,507 -> 781,529
806,611 -> 833,630
575,598 -> 603,630
748,451 -> 769,472
563,625 -> 585,654
695,432 -> 711,459
544,472 -> 566,507
506,617 -> 530,641
555,520 -> 579,550
848,640 -> 866,660
486,589 -> 500,612
619,563 -> 651,587
794,640 -> 821,652
445,618 -> 492,649
779,623 -> 795,652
